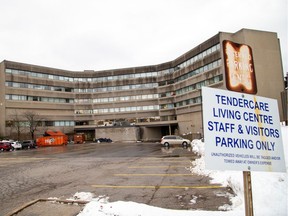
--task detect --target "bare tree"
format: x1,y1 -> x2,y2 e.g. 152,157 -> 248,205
23,111 -> 44,140
10,110 -> 23,140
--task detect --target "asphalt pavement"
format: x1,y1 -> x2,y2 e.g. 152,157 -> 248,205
0,142 -> 233,215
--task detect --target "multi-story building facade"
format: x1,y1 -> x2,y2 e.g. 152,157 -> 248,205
0,29 -> 285,141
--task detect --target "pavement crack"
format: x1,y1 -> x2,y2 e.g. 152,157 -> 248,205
147,166 -> 169,205
147,184 -> 160,205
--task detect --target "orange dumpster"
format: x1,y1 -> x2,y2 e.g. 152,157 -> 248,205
74,133 -> 85,144
36,130 -> 68,147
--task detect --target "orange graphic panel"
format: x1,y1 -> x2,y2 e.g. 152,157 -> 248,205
223,40 -> 257,94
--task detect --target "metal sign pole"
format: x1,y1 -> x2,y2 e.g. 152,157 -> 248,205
243,171 -> 254,216
222,40 -> 257,216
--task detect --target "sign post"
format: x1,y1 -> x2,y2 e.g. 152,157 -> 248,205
222,40 -> 258,215
202,40 -> 285,215
243,171 -> 253,216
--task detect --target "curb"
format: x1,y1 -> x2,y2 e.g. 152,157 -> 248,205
6,198 -> 89,216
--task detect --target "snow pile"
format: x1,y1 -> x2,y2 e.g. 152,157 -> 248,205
191,126 -> 288,215
72,192 -> 95,202
75,126 -> 287,216
190,139 -> 244,212
77,195 -> 241,216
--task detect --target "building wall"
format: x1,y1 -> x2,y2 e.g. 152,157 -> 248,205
220,29 -> 285,119
141,127 -> 162,142
0,29 -> 285,141
95,127 -> 140,142
177,110 -> 203,134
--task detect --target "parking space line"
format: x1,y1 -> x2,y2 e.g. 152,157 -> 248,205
91,185 -> 224,189
140,158 -> 191,161
114,173 -> 194,177
0,157 -> 49,160
0,157 -> 50,167
128,166 -> 187,168
135,161 -> 191,164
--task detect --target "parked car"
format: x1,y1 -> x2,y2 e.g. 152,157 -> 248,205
0,142 -> 12,151
10,141 -> 22,150
20,140 -> 37,149
96,138 -> 112,143
160,135 -> 191,147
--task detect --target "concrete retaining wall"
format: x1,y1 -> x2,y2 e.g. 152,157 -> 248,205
95,126 -> 140,142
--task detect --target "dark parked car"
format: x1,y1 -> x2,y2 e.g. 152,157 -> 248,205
0,142 -> 12,151
96,138 -> 112,143
20,140 -> 37,149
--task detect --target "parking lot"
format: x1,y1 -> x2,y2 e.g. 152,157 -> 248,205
0,142 -> 232,215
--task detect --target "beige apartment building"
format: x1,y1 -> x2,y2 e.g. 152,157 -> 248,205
0,29 -> 285,141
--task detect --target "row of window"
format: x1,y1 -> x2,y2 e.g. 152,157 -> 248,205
176,44 -> 221,70
158,75 -> 222,99
75,105 -> 160,114
6,121 -> 75,127
75,94 -> 159,104
5,68 -> 158,83
6,69 -> 74,82
6,70 -> 216,95
71,58 -> 220,93
158,43 -> 220,76
160,104 -> 175,109
160,75 -> 222,109
175,97 -> 202,107
5,74 -> 222,108
5,80 -> 157,94
5,43 -> 220,85
95,116 -> 161,126
54,121 -> 75,127
5,82 -> 73,92
176,59 -> 222,82
176,75 -> 223,95
6,73 -> 222,108
74,71 -> 158,82
160,96 -> 202,109
159,92 -> 175,98
74,83 -> 158,93
6,71 -> 217,96
74,94 -> 202,114
5,95 -> 74,103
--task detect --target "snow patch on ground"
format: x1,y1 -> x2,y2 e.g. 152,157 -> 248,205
71,192 -> 94,202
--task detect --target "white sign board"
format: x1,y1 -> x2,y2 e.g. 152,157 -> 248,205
202,86 -> 286,172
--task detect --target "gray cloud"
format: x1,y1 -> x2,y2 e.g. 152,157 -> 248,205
0,0 -> 287,73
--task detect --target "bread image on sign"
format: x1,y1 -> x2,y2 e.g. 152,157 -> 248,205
223,40 -> 257,94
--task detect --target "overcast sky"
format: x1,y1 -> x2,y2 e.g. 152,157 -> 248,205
0,0 -> 287,74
